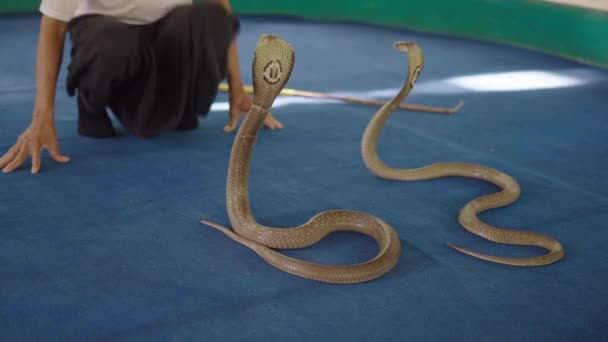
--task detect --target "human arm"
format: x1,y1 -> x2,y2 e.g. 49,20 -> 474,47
0,15 -> 70,174
216,0 -> 284,132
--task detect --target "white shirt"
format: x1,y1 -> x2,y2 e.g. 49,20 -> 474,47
40,0 -> 192,25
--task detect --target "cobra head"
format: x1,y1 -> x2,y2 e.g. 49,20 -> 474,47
393,41 -> 424,89
251,35 -> 295,110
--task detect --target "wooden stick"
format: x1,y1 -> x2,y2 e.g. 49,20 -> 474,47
218,83 -> 463,115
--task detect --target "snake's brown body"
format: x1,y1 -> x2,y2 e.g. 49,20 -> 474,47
202,35 -> 564,284
202,35 -> 401,284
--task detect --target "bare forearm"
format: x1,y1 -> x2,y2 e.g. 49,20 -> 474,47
216,0 -> 243,88
226,41 -> 244,88
33,15 -> 68,121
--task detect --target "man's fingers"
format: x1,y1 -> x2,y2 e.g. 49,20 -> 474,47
2,145 -> 27,173
31,146 -> 41,174
264,114 -> 284,131
47,145 -> 70,163
268,112 -> 283,129
0,144 -> 20,169
265,121 -> 275,130
224,110 -> 241,133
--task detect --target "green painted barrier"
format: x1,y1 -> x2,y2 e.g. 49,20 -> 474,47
1,0 -> 36,13
2,0 -> 607,68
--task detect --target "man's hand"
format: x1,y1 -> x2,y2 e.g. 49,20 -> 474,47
0,116 -> 70,174
224,87 -> 284,133
2,15 -> 71,175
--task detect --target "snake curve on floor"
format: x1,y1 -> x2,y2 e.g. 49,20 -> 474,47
361,42 -> 564,267
202,35 -> 564,284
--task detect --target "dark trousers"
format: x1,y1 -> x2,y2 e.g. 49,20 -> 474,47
66,2 -> 240,138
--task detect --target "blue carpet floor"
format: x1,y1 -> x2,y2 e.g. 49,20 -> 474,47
1,14 -> 607,342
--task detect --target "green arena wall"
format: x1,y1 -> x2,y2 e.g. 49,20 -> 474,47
1,0 -> 607,68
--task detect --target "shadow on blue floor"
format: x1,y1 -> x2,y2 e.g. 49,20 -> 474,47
1,14 -> 607,342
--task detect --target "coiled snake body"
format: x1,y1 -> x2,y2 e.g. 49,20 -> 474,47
202,35 -> 564,284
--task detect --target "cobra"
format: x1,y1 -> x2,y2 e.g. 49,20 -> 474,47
362,41 -> 564,267
202,35 -> 564,285
202,35 -> 401,284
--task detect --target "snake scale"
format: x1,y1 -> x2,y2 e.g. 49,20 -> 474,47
202,35 -> 564,284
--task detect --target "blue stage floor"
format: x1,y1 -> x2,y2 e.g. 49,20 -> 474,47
1,14 -> 607,341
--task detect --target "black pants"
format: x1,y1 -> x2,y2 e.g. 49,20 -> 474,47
66,2 -> 240,138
